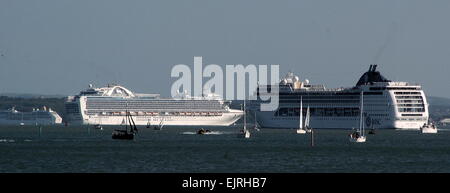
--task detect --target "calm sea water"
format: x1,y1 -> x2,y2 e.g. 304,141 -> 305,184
1,125 -> 450,173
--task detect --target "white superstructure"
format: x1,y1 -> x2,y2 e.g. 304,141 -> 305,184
65,84 -> 243,126
0,107 -> 62,125
252,65 -> 429,130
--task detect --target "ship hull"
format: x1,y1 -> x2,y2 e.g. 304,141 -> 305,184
255,110 -> 426,130
70,110 -> 243,127
0,119 -> 62,126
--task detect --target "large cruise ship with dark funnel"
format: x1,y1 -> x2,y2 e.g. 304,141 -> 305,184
252,65 -> 429,130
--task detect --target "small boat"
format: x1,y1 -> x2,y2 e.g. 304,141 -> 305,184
349,91 -> 366,143
94,124 -> 103,130
349,129 -> 366,143
368,128 -> 376,135
112,105 -> 138,140
239,128 -> 251,138
420,122 -> 438,134
197,128 -> 211,135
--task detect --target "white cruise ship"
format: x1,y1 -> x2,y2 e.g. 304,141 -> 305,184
65,84 -> 243,126
252,65 -> 429,130
0,107 -> 63,125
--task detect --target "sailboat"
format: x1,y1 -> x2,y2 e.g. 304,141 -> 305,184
304,106 -> 312,133
94,117 -> 103,130
253,111 -> 260,131
155,117 -> 164,130
296,96 -> 307,134
112,104 -> 138,140
146,119 -> 151,129
368,125 -> 376,135
349,91 -> 366,143
238,100 -> 251,138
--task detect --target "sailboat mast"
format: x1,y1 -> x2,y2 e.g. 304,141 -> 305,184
360,91 -> 364,135
125,102 -> 129,131
254,111 -> 257,126
243,100 -> 247,130
305,106 -> 310,127
300,96 -> 303,129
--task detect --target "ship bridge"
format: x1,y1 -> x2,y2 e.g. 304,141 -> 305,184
79,84 -> 135,98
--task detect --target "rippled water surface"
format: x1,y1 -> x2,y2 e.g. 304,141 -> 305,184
1,125 -> 450,173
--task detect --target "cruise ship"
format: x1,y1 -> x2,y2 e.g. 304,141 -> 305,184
65,84 -> 243,126
252,65 -> 429,130
0,107 -> 63,125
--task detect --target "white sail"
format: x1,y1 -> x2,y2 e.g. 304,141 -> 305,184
299,96 -> 303,129
296,96 -> 306,134
305,106 -> 310,128
159,118 -> 165,130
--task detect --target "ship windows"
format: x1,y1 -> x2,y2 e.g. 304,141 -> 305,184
397,104 -> 424,107
395,96 -> 422,99
397,108 -> 425,113
394,91 -> 421,95
363,92 -> 383,95
387,87 -> 419,90
274,107 -> 359,117
401,114 -> 423,117
369,87 -> 386,90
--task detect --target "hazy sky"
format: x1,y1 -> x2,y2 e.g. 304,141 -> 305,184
0,0 -> 449,97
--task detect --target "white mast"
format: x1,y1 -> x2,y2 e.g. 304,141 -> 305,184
125,102 -> 128,130
243,100 -> 247,131
299,96 -> 303,130
360,91 -> 364,136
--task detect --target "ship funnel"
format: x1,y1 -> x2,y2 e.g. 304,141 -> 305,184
356,65 -> 390,86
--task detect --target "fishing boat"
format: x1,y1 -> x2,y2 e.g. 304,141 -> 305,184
349,91 -> 366,143
238,100 -> 251,138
